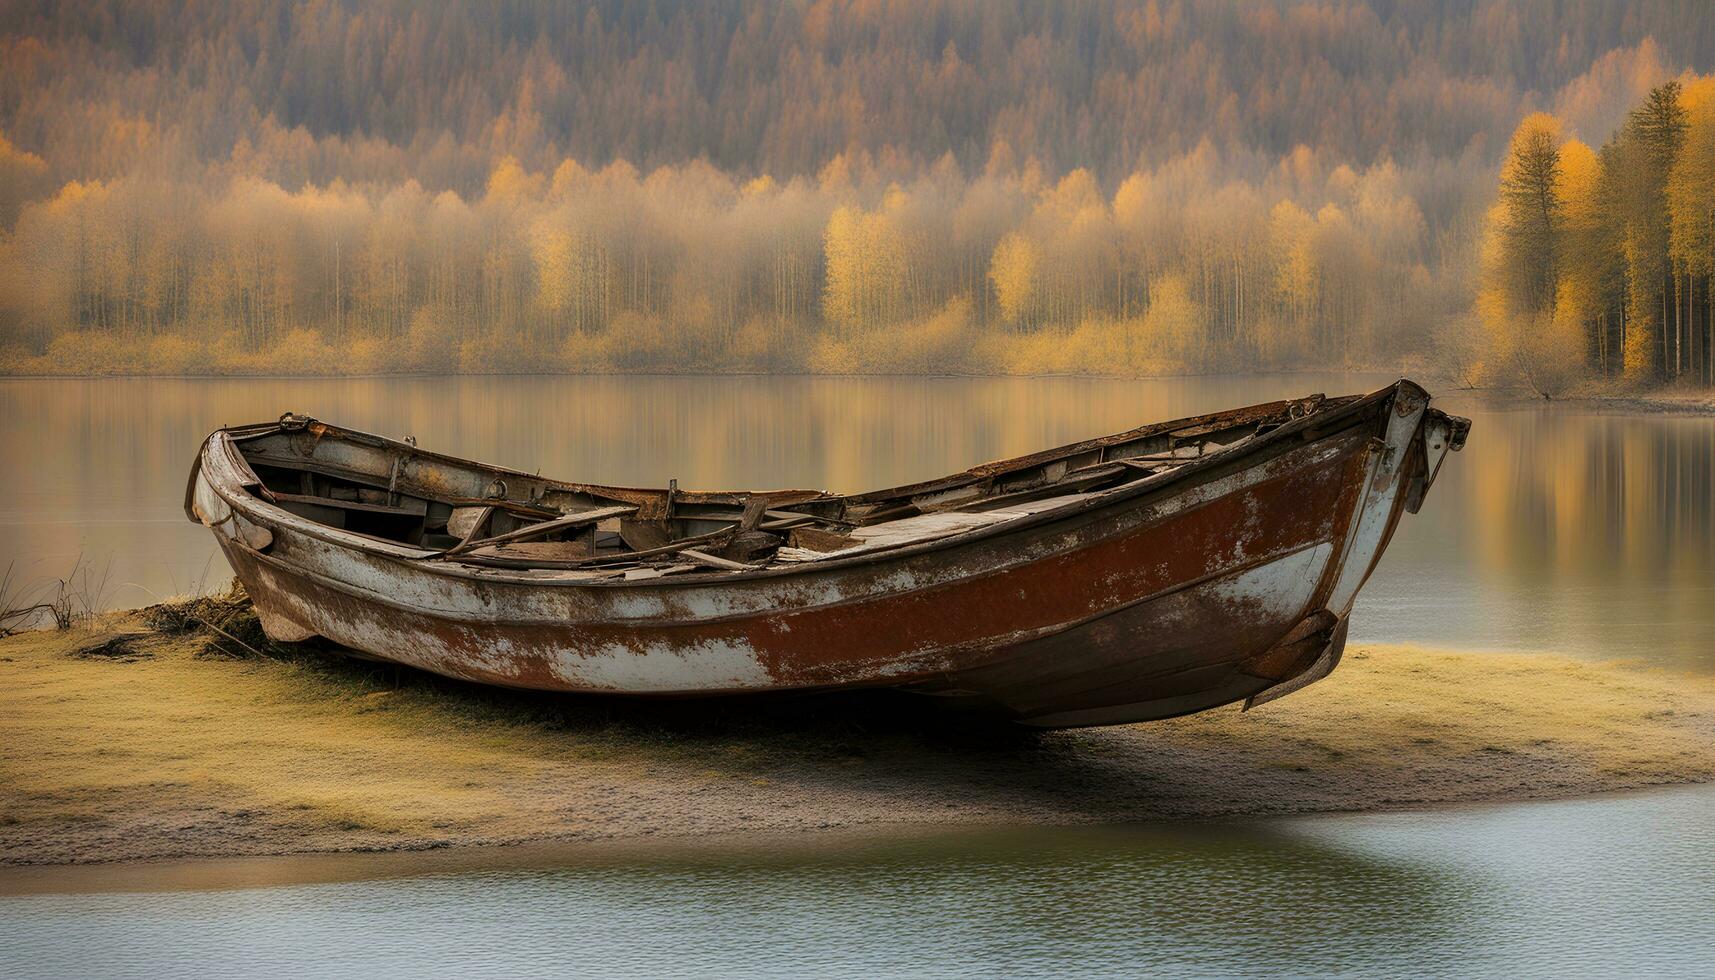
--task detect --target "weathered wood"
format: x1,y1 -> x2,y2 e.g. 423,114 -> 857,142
788,525 -> 856,553
849,502 -> 923,526
582,527 -> 736,565
475,540 -> 593,560
444,504 -> 638,556
1105,459 -> 1185,478
738,496 -> 770,531
678,548 -> 758,571
446,505 -> 494,540
444,525 -> 736,569
956,470 -> 1132,513
622,563 -> 697,581
758,511 -> 822,531
192,380 -> 1467,728
721,529 -> 783,562
271,491 -> 428,518
446,496 -> 562,520
243,452 -> 399,493
1119,447 -> 1202,462
618,518 -> 672,552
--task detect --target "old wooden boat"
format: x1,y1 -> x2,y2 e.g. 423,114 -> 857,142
185,380 -> 1468,728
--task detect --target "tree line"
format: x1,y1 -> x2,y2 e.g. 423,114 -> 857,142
1478,76 -> 1715,394
0,147 -> 1450,375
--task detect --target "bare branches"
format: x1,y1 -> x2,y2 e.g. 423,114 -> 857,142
0,556 -> 119,636
0,562 -> 57,637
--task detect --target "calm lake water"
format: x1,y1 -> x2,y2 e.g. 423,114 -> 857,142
4,786 -> 1714,978
3,374 -> 1713,977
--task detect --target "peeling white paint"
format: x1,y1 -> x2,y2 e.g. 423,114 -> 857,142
1211,541 -> 1334,621
544,637 -> 774,691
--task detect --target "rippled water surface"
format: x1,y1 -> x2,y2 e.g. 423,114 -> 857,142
4,787 -> 1714,978
2,373 -> 1711,666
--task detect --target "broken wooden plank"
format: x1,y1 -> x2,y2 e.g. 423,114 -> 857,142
956,470 -> 1129,513
445,496 -> 562,520
846,511 -> 1009,547
1119,446 -> 1202,462
583,527 -> 736,565
618,518 -> 672,552
445,505 -> 496,555
1112,458 -> 1174,472
1168,422 -> 1226,440
446,505 -> 494,540
678,548 -> 758,571
1065,461 -> 1131,480
622,563 -> 698,581
788,526 -> 857,553
444,504 -> 637,556
474,540 -> 594,561
849,502 -> 924,526
721,530 -> 782,563
435,523 -> 735,569
737,497 -> 771,531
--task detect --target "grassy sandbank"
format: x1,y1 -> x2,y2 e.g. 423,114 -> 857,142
3,598 -> 1713,867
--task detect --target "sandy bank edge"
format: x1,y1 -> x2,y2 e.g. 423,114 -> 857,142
3,608 -> 1714,871
10,781 -> 1712,897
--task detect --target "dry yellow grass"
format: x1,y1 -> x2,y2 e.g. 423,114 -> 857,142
3,613 -> 1713,867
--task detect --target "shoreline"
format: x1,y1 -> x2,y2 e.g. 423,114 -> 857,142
3,371 -> 1711,417
1482,387 -> 1715,416
8,781 -> 1712,897
4,605 -> 1715,872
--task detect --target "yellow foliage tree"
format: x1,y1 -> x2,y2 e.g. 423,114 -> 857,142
1669,94 -> 1715,296
822,204 -> 907,335
1496,113 -> 1564,318
1553,138 -> 1606,365
1139,273 -> 1207,367
1669,85 -> 1715,382
988,232 -> 1038,330
1265,199 -> 1317,361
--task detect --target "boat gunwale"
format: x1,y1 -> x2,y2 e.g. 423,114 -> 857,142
191,380 -> 1429,590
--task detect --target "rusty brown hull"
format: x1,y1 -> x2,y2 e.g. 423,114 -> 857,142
187,381 -> 1466,728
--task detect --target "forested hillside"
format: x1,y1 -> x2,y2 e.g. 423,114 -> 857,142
2,0 -> 1713,376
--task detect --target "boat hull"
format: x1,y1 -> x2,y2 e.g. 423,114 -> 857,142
189,382 -> 1462,727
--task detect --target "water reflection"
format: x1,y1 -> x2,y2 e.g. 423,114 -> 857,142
1,375 -> 1710,667
1365,396 -> 1715,668
4,786 -> 1713,978
0,818 -> 1463,979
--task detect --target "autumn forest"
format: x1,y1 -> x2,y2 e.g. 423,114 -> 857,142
3,0 -> 1715,386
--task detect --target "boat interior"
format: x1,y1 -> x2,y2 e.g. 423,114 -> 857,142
223,394 -> 1358,579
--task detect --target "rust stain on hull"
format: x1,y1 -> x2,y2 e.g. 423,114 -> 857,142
186,380 -> 1469,728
